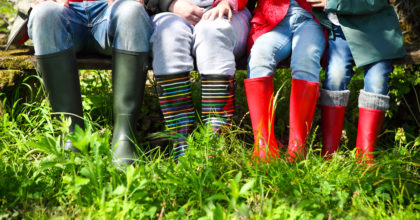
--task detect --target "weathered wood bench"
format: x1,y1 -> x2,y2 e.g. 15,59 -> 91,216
1,43 -> 420,91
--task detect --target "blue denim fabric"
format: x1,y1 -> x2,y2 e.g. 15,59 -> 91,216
28,0 -> 152,55
247,0 -> 325,82
151,8 -> 251,76
323,25 -> 393,95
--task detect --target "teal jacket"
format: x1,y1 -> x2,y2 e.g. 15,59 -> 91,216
313,0 -> 406,67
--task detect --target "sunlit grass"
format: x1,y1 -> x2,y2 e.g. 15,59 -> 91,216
0,70 -> 419,219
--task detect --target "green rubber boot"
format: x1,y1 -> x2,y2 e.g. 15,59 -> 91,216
111,49 -> 148,165
36,48 -> 84,152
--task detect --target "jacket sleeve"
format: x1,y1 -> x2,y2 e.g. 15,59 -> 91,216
325,0 -> 390,15
144,0 -> 174,15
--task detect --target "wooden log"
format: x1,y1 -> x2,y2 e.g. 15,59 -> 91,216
1,43 -> 419,93
2,44 -> 419,71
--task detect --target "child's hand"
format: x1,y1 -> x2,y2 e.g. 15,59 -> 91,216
169,0 -> 205,25
203,1 -> 232,21
306,0 -> 326,8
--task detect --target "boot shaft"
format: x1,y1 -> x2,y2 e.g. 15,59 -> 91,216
355,108 -> 385,163
155,72 -> 195,158
287,78 -> 320,161
201,74 -> 235,132
112,49 -> 149,117
319,89 -> 350,157
321,105 -> 346,157
244,76 -> 279,161
111,50 -> 149,165
35,48 -> 84,132
355,90 -> 389,163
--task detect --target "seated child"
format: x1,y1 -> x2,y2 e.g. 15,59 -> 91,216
150,0 -> 251,158
309,0 -> 406,163
244,0 -> 326,161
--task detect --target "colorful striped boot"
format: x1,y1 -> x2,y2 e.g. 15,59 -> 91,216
201,74 -> 235,132
155,73 -> 195,158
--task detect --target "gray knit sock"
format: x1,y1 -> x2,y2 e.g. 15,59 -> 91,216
320,89 -> 350,107
358,90 -> 390,111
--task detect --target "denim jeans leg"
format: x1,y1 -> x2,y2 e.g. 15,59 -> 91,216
194,18 -> 235,75
290,17 -> 325,83
91,0 -> 152,54
151,13 -> 195,75
247,19 -> 292,78
193,9 -> 250,76
323,27 -> 354,90
362,60 -> 392,95
28,1 -> 88,55
231,9 -> 252,58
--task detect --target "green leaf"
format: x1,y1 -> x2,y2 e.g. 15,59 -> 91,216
239,179 -> 255,197
213,204 -> 224,220
80,167 -> 95,180
234,171 -> 242,183
414,136 -> 420,147
206,194 -> 229,202
112,185 -> 126,196
28,134 -> 61,156
229,179 -> 239,200
69,125 -> 90,154
75,176 -> 90,186
144,206 -> 157,217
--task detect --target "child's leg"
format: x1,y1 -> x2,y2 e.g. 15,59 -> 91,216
193,9 -> 251,132
151,13 -> 196,158
245,20 -> 293,161
29,2 -> 87,152
323,26 -> 354,91
363,61 -> 392,95
356,61 -> 392,163
320,25 -> 354,157
94,0 -> 152,165
247,21 -> 292,79
287,16 -> 325,161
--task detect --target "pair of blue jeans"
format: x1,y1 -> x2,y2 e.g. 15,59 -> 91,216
247,0 -> 325,82
28,0 -> 152,55
323,25 -> 393,95
150,9 -> 251,76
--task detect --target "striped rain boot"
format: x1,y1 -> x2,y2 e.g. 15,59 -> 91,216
201,74 -> 235,133
155,73 -> 195,158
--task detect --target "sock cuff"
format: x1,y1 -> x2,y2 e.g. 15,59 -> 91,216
319,89 -> 350,107
358,90 -> 390,111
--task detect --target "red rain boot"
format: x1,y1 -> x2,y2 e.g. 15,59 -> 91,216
244,76 -> 280,162
321,105 -> 346,158
287,79 -> 320,161
355,108 -> 385,164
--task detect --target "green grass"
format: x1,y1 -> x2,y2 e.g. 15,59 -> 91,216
0,69 -> 419,219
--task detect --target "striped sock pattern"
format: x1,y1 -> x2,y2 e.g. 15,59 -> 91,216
201,74 -> 235,132
155,73 -> 195,158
